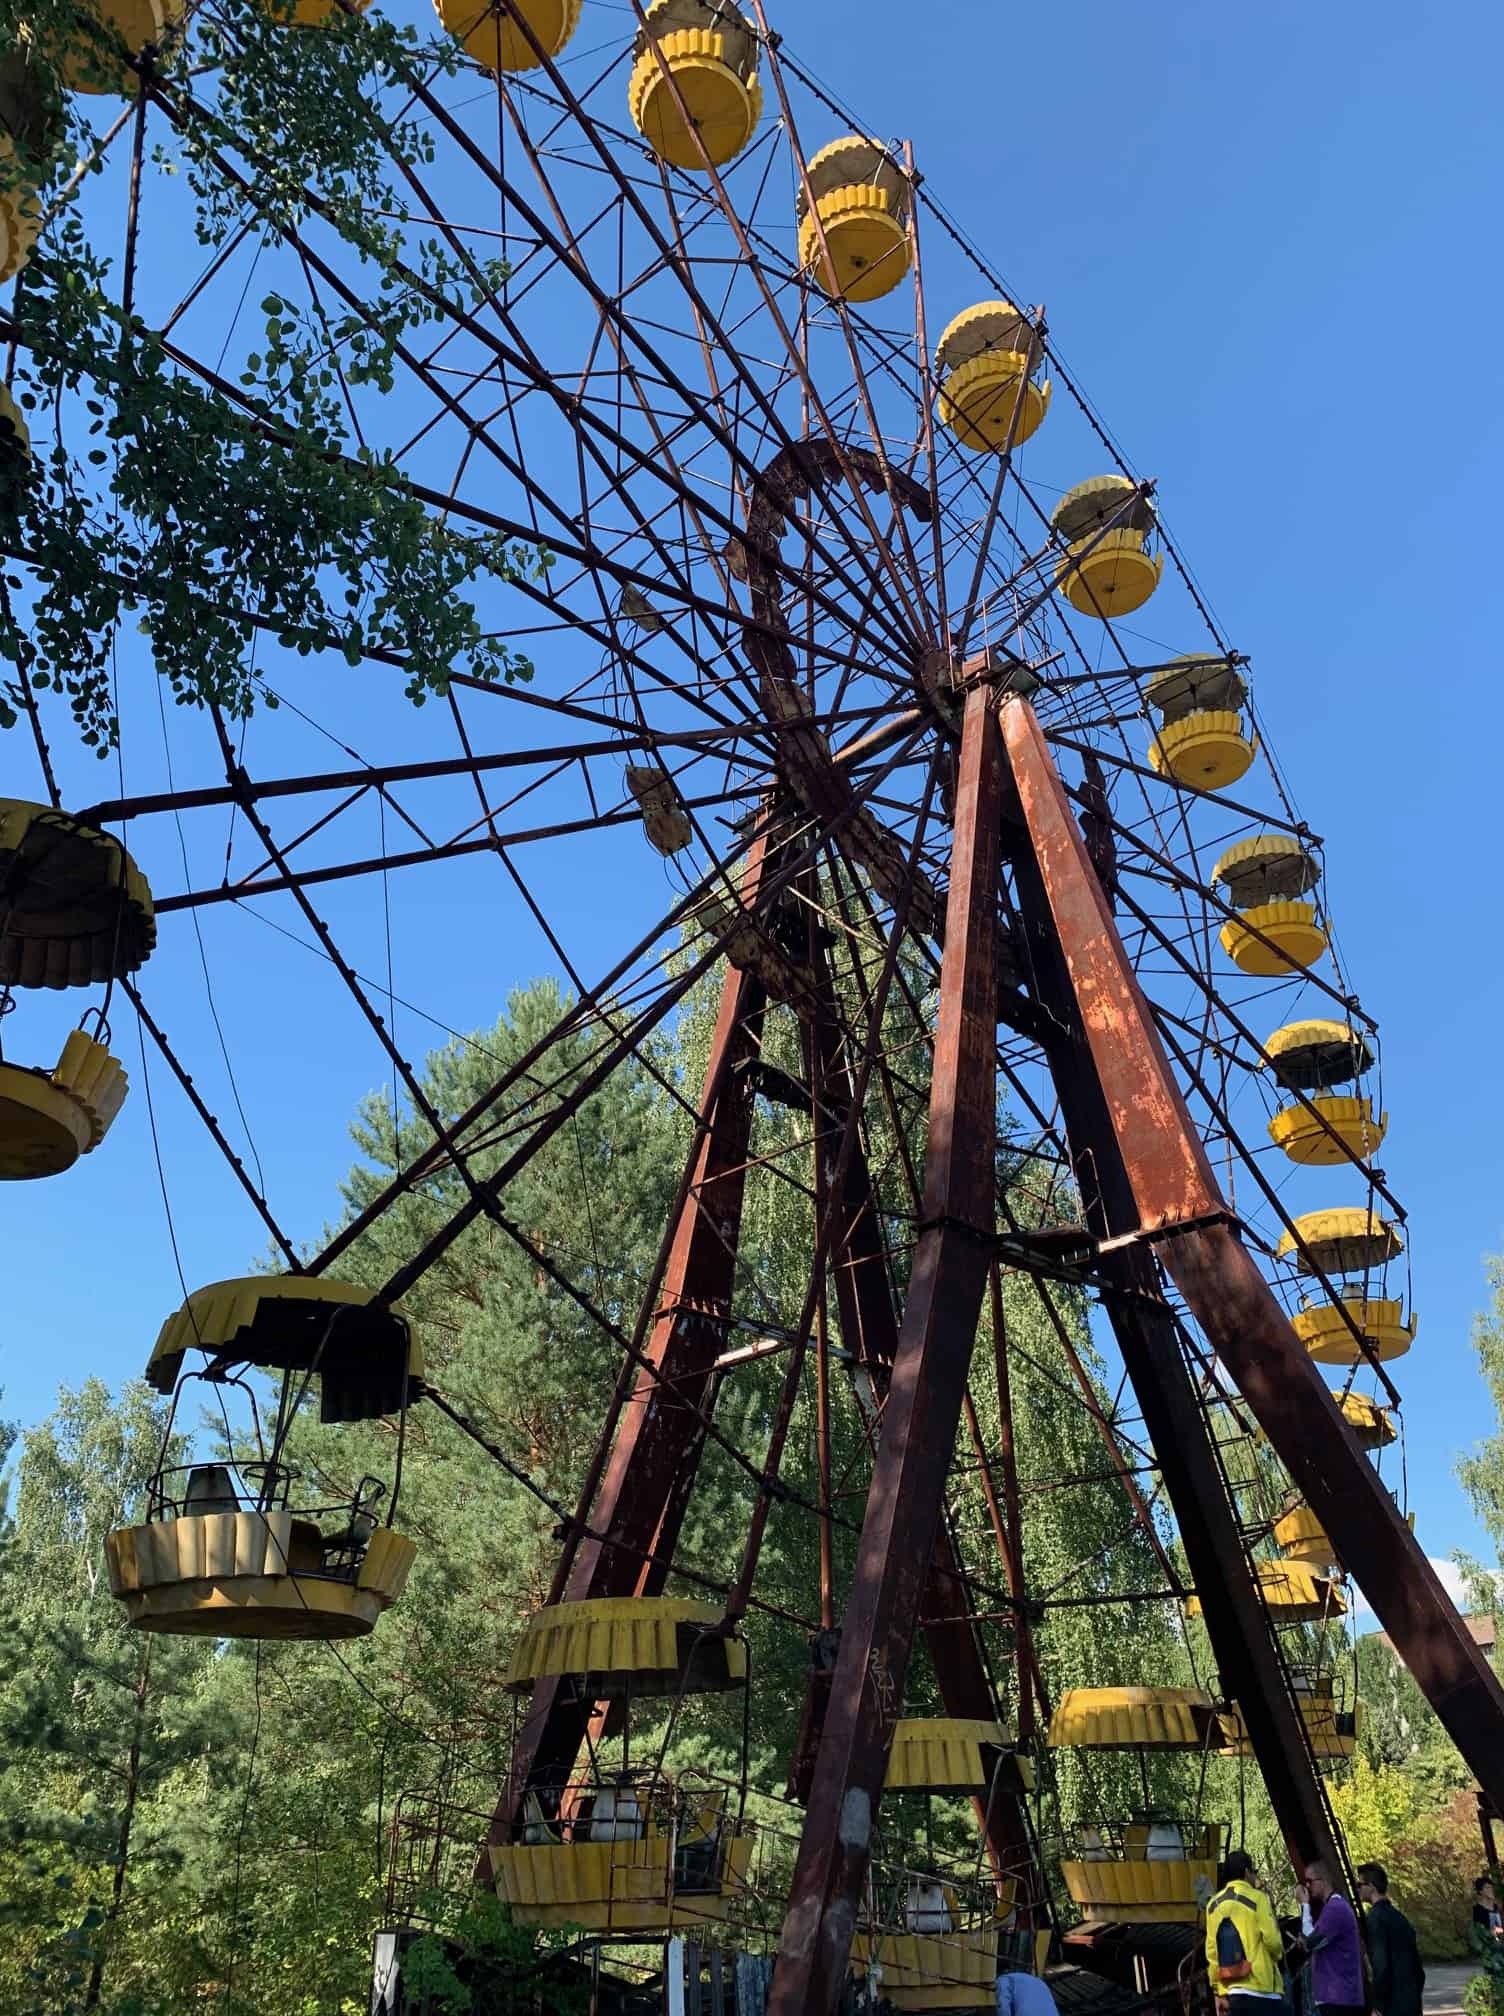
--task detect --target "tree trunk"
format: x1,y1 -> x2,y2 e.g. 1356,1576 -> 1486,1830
83,1639 -> 153,2012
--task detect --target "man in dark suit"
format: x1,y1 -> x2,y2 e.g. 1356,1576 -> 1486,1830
1359,1861 -> 1425,2016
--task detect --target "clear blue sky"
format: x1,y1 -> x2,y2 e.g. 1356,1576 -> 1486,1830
4,0 -> 1503,1597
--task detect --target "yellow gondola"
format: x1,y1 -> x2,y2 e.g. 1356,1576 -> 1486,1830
1058,1821 -> 1223,1926
1270,1093 -> 1387,1166
797,135 -> 912,303
491,1596 -> 753,1934
852,1890 -> 1008,2011
1264,1020 -> 1386,1166
1211,833 -> 1328,976
1216,1670 -> 1362,1768
1048,1688 -> 1221,1926
431,0 -> 581,75
106,1280 -> 419,1640
106,1493 -> 415,1639
852,1717 -> 1026,2010
935,301 -> 1050,452
628,0 -> 761,171
1051,475 -> 1162,618
1188,1560 -> 1346,1625
1276,1203 -> 1412,1366
1145,656 -> 1257,792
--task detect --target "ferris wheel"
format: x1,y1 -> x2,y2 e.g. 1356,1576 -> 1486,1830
0,0 -> 1499,2011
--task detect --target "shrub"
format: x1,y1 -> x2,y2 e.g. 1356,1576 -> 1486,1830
1463,1974 -> 1502,2016
1385,1796 -> 1483,1961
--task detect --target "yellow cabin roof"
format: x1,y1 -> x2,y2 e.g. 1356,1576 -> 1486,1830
1143,655 -> 1248,722
936,299 -> 1038,372
1273,1504 -> 1339,1568
1264,1019 -> 1373,1092
1047,1686 -> 1217,1751
1189,1560 -> 1346,1624
796,134 -> 910,217
1210,832 -> 1319,909
146,1275 -> 419,1425
1277,1207 -> 1403,1275
503,1596 -> 747,1697
1050,473 -> 1155,544
885,1717 -> 1016,1792
1335,1389 -> 1397,1446
634,0 -> 756,65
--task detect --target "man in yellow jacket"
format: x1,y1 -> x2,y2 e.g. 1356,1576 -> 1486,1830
1206,1850 -> 1288,2015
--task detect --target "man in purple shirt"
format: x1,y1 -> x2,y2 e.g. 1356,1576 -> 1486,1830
1299,1860 -> 1367,2016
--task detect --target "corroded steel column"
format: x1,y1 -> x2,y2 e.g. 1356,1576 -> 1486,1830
768,681 -> 1003,2016
806,962 -> 1037,1894
1002,726 -> 1339,1871
1000,692 -> 1504,1819
489,840 -> 771,1844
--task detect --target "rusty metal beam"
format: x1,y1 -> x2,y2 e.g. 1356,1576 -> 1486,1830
488,866 -> 771,1847
152,787 -> 744,913
768,682 -> 1003,2016
1002,744 -> 1339,1869
999,692 -> 1504,1825
76,715 -> 822,829
803,947 -> 1036,1897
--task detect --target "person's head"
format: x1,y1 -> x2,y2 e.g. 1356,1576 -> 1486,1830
1477,1877 -> 1497,1908
1305,1860 -> 1338,1908
1222,1849 -> 1257,1887
1357,1862 -> 1388,1904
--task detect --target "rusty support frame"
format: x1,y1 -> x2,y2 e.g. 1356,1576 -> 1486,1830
999,692 -> 1504,1823
768,682 -> 1003,2015
802,945 -> 1035,1896
999,798 -> 1330,1854
1000,711 -> 1341,1869
488,851 -> 772,1846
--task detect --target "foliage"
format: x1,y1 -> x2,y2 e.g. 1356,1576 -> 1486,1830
0,1380 -> 221,2013
398,1891 -> 590,2016
0,0 -> 547,752
1464,1975 -> 1504,2016
1329,1763 -> 1481,1961
1470,1921 -> 1504,2015
1460,1255 -> 1504,1572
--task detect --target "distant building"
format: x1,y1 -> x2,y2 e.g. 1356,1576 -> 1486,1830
1375,1614 -> 1496,1660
